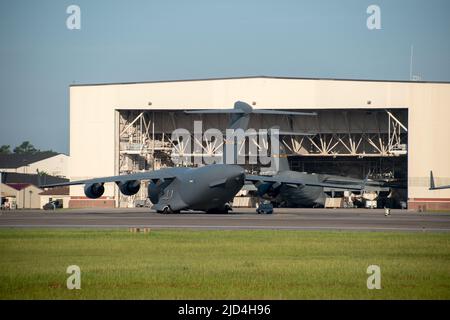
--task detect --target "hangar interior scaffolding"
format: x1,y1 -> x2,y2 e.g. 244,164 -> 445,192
116,108 -> 408,206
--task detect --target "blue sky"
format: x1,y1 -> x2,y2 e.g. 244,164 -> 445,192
1,0 -> 449,154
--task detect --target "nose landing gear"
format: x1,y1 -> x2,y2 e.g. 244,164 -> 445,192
157,206 -> 180,214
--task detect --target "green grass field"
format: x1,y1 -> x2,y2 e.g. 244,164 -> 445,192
0,228 -> 449,299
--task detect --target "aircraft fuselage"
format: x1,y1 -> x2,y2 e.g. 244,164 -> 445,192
150,164 -> 245,212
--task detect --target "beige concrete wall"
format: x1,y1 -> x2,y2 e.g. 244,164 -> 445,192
17,154 -> 69,177
69,77 -> 450,208
0,183 -> 17,197
15,185 -> 42,209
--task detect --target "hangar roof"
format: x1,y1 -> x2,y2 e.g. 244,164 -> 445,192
0,152 -> 59,169
69,75 -> 450,87
1,172 -> 68,186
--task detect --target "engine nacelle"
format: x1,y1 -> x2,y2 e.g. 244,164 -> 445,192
84,183 -> 105,199
117,180 -> 140,196
256,182 -> 273,197
148,181 -> 163,204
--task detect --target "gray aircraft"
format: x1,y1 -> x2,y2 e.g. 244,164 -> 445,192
429,171 -> 450,190
42,164 -> 245,214
193,101 -> 390,208
39,102 -> 329,214
41,160 -> 360,213
249,150 -> 389,208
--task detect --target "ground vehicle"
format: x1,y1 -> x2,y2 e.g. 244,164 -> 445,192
43,200 -> 63,210
256,201 -> 273,214
134,199 -> 151,208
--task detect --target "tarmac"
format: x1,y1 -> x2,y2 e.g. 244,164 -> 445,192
1,207 -> 450,232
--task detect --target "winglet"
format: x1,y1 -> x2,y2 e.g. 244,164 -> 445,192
429,171 -> 436,190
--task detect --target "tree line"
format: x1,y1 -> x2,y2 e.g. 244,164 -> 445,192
0,141 -> 56,155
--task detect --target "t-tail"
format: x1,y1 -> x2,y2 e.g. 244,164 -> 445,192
429,170 -> 450,190
185,101 -> 316,165
430,171 -> 436,190
270,135 -> 291,173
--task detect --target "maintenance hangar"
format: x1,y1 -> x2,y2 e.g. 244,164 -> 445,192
68,76 -> 450,210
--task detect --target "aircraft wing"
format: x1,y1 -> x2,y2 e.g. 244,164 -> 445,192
245,130 -> 314,136
245,175 -> 364,191
40,170 -> 177,188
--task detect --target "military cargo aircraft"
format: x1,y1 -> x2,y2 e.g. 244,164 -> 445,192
195,101 -> 390,208
249,149 -> 389,208
39,102 -> 325,214
42,164 -> 246,213
41,162 -> 362,214
41,101 -> 390,213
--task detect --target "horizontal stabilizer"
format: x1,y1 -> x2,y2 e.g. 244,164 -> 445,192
185,109 -> 244,114
251,109 -> 317,116
185,100 -> 316,117
185,109 -> 316,116
245,130 -> 314,136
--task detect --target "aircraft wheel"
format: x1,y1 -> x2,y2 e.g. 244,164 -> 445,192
162,206 -> 171,214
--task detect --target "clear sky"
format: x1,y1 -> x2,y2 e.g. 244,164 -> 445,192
1,0 -> 449,154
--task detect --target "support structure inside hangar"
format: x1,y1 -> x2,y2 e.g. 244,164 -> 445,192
116,108 -> 408,208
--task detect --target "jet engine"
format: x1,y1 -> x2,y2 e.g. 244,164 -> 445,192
84,183 -> 105,199
256,182 -> 282,198
147,178 -> 174,204
148,181 -> 165,204
117,180 -> 141,196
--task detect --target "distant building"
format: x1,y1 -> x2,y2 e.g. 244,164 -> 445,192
0,183 -> 17,209
3,183 -> 42,209
69,76 -> 449,210
0,172 -> 69,209
0,152 -> 69,177
39,186 -> 70,209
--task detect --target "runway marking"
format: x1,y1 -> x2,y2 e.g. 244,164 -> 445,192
1,224 -> 449,232
1,215 -> 448,222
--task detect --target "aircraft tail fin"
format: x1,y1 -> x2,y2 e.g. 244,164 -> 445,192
269,134 -> 290,173
361,172 -> 370,192
430,171 -> 436,190
277,144 -> 291,172
229,101 -> 252,130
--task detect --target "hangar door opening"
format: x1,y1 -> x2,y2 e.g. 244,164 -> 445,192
281,109 -> 408,208
115,108 -> 408,208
